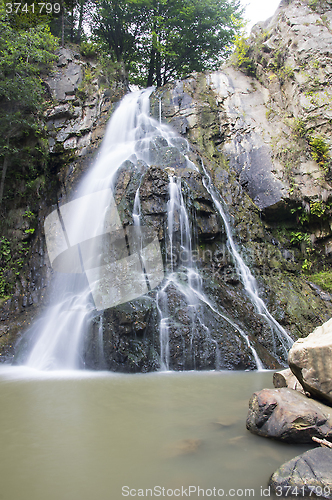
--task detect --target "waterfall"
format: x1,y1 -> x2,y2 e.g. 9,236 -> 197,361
97,313 -> 105,369
20,88 -> 164,370
157,175 -> 224,371
17,87 -> 291,371
133,188 -> 141,227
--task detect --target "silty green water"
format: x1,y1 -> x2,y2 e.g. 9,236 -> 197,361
0,369 -> 310,500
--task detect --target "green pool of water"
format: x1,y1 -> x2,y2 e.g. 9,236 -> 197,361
0,368 -> 311,500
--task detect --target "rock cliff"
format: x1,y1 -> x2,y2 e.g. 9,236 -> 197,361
150,0 -> 332,343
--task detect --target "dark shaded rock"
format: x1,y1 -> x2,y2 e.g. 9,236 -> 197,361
269,448 -> 332,499
139,166 -> 169,238
47,60 -> 83,102
196,213 -> 221,237
230,140 -> 284,210
246,388 -> 332,443
140,165 -> 169,200
84,296 -> 160,373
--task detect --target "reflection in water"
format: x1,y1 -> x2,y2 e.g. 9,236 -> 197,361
0,369 -> 310,500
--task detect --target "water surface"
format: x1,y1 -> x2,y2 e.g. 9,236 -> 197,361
0,369 -> 310,500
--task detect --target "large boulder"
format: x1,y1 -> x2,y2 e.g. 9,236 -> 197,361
269,447 -> 332,499
273,368 -> 306,395
246,388 -> 332,443
288,317 -> 332,405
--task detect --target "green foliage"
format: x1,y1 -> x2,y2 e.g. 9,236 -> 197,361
309,136 -> 330,170
277,65 -> 295,83
308,270 -> 332,292
23,210 -> 34,219
289,231 -> 311,245
76,67 -> 95,100
92,0 -> 244,86
266,46 -> 295,84
80,41 -> 98,58
302,258 -> 312,273
293,119 -> 306,138
308,0 -> 319,11
233,34 -> 256,76
0,17 -> 58,205
0,23 -> 58,103
99,55 -> 125,87
291,123 -> 330,175
290,206 -> 309,224
291,200 -> 332,225
0,237 -> 29,298
310,200 -> 327,217
3,0 -> 59,30
0,236 -> 11,264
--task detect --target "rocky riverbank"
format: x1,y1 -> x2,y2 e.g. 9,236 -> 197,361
246,317 -> 332,497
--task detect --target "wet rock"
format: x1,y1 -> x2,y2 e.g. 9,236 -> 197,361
288,318 -> 332,406
84,297 -> 160,373
246,388 -> 332,443
269,448 -> 332,499
140,166 -> 169,200
196,213 -> 221,237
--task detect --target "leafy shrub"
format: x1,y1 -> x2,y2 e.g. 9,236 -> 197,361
80,42 -> 98,58
289,231 -> 311,245
308,270 -> 332,292
233,35 -> 256,76
309,137 -> 330,169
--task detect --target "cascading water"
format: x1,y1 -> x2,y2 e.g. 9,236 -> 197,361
19,88 -> 160,370
17,87 -> 292,371
156,175 -> 223,371
199,161 -> 294,359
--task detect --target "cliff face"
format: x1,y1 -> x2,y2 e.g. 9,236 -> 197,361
1,0 -> 332,370
149,0 -> 332,339
161,0 -> 332,212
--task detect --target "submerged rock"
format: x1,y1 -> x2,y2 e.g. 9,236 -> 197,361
288,317 -> 332,405
165,438 -> 202,457
269,447 -> 332,499
246,388 -> 332,443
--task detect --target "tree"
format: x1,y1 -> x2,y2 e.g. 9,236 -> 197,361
47,0 -> 93,46
92,0 -> 145,65
0,18 -> 58,206
92,0 -> 243,86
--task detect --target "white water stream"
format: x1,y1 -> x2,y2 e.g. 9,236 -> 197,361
200,162 -> 294,358
22,88 -> 159,369
18,88 -> 292,371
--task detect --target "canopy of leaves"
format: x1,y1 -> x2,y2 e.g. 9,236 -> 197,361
0,8 -> 58,205
92,0 -> 244,86
0,23 -> 58,104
